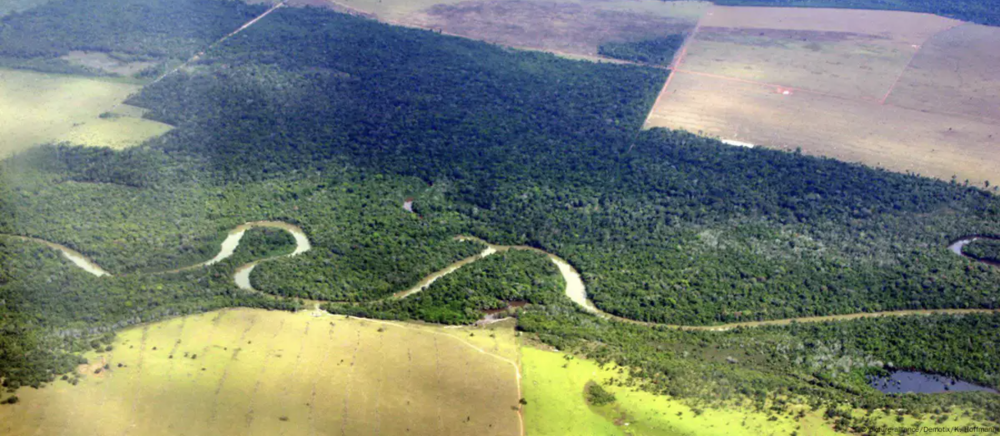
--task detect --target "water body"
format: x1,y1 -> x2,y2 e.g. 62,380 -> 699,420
1,221 -> 311,289
9,228 -> 1000,329
869,371 -> 998,394
6,236 -> 109,277
948,236 -> 1000,267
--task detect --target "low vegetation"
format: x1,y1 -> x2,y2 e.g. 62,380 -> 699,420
0,309 -> 522,436
0,68 -> 145,157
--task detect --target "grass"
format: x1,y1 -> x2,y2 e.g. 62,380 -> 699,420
0,68 -> 170,157
521,346 -> 989,436
0,308 -> 521,436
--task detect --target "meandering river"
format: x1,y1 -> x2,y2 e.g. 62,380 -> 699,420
4,227 -> 999,330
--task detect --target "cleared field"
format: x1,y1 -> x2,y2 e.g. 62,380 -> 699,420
683,7 -> 958,101
0,309 -> 522,436
0,69 -> 170,157
60,51 -> 158,76
320,0 -> 709,60
522,346 -> 989,436
887,23 -> 1000,122
647,72 -> 1000,185
55,115 -> 173,150
646,6 -> 999,187
522,346 -> 827,435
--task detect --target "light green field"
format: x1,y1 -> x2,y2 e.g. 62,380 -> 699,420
0,68 -> 170,157
56,113 -> 173,150
0,308 -> 521,436
521,347 -> 989,436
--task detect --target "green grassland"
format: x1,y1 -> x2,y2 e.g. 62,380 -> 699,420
0,69 -> 170,157
521,346 -> 991,436
0,308 -> 522,436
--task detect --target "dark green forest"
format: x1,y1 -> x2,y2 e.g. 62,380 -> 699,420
963,239 -> 1000,264
598,35 -> 685,66
328,249 -> 563,324
1,0 -> 999,427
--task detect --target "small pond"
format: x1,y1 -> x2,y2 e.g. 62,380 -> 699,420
868,371 -> 998,394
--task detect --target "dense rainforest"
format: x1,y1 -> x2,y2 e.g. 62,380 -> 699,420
598,35 -> 685,66
963,239 -> 1000,264
328,249 -> 564,324
1,0 -> 999,427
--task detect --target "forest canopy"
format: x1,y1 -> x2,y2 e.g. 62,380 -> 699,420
1,0 -> 999,426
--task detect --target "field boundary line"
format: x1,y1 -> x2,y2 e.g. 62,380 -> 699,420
639,4 -> 707,133
318,0 -> 666,70
880,22 -> 964,105
145,1 -> 286,88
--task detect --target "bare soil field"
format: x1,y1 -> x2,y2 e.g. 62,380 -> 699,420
681,7 -> 960,100
886,23 -> 1000,122
0,308 -> 522,436
647,71 -> 1000,185
404,0 -> 700,57
316,0 -> 710,60
646,5 -> 998,187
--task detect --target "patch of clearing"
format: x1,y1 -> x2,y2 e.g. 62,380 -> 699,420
682,7 -> 959,101
0,68 -> 169,157
59,51 -> 158,76
316,0 -> 709,60
54,115 -> 173,150
645,6 -> 998,187
521,346 -> 987,436
886,23 -> 1000,122
0,308 -> 522,436
646,71 -> 1000,187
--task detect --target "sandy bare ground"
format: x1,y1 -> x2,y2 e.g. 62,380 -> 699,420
645,5 -> 999,188
886,23 -> 1000,122
647,71 -> 1000,185
310,0 -> 708,62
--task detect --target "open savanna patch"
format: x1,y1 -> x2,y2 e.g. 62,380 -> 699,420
308,0 -> 709,61
521,347 -> 990,436
0,309 -> 522,436
646,6 -> 999,187
0,69 -> 171,157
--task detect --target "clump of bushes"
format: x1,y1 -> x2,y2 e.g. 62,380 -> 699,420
586,382 -> 617,406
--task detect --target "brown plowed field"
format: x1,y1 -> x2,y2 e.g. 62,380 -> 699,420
647,71 -> 1000,185
886,23 -> 1000,122
316,0 -> 710,60
681,7 -> 959,100
646,6 -> 999,187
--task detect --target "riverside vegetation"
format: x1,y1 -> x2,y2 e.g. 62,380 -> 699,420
2,0 -> 1000,431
